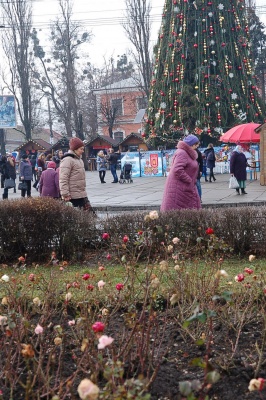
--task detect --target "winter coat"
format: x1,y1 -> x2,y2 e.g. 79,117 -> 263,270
59,150 -> 87,200
196,149 -> 203,180
52,155 -> 62,169
2,161 -> 16,180
39,168 -> 60,198
204,148 -> 216,168
108,153 -> 119,166
230,151 -> 248,181
161,141 -> 201,212
97,155 -> 108,171
20,160 -> 33,181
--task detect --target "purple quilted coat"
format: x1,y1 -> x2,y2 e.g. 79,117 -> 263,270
161,141 -> 201,211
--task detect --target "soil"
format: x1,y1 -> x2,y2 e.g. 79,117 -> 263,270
1,308 -> 266,399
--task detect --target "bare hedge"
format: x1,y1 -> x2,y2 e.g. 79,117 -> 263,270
0,198 -> 98,262
0,200 -> 265,263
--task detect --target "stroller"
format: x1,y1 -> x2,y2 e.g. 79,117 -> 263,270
119,162 -> 133,184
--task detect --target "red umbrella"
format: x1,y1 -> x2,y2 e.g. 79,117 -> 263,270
219,123 -> 261,143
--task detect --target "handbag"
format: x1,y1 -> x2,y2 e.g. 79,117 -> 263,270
83,197 -> 97,216
4,178 -> 15,189
229,176 -> 239,189
18,181 -> 28,191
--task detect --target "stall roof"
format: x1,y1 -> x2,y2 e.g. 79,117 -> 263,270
15,139 -> 51,152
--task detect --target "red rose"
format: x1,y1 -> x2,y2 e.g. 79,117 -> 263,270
92,321 -> 105,333
123,235 -> 129,243
102,232 -> 110,240
206,227 -> 214,235
82,273 -> 90,281
116,283 -> 124,291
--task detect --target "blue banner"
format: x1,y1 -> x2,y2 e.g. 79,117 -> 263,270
0,95 -> 16,128
140,151 -> 163,177
120,152 -> 141,178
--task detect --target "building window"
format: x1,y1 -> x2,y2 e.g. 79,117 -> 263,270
137,96 -> 148,111
113,131 -> 124,141
111,98 -> 123,115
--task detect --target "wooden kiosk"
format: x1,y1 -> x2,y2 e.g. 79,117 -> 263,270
254,123 -> 266,185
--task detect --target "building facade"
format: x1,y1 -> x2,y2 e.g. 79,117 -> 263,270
93,77 -> 147,141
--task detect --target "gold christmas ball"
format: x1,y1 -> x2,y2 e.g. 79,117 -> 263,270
173,120 -> 177,124
195,86 -> 199,89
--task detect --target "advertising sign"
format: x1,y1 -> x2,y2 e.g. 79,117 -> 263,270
140,151 -> 163,177
120,152 -> 141,178
0,95 -> 16,128
162,149 -> 175,176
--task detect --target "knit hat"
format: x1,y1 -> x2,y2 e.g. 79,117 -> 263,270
47,161 -> 56,169
183,134 -> 199,146
69,137 -> 84,151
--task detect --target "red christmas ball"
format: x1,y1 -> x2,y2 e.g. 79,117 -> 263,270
141,132 -> 146,138
181,54 -> 185,59
221,42 -> 226,47
194,43 -> 198,48
215,96 -> 220,100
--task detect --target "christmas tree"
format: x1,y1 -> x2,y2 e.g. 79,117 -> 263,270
145,0 -> 266,145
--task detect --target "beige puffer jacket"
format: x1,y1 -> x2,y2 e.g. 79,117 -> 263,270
59,151 -> 87,199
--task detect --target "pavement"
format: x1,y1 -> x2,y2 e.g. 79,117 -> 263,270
4,170 -> 266,211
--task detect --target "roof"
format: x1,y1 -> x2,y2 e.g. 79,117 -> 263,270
15,139 -> 51,151
119,132 -> 145,145
94,77 -> 144,93
50,136 -> 71,149
86,135 -> 121,147
254,123 -> 266,133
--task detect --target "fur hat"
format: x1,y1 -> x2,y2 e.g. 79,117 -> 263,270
69,137 -> 84,151
183,134 -> 199,146
47,161 -> 56,169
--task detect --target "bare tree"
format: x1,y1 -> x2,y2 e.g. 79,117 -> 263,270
1,0 -> 40,140
31,0 -> 91,140
122,0 -> 152,97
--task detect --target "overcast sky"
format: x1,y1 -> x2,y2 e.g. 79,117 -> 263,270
31,0 -> 266,68
32,0 -> 165,67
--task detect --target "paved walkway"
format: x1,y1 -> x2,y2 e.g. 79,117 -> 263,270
5,170 -> 266,211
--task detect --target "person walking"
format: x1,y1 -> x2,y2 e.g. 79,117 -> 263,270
161,134 -> 201,211
33,153 -> 46,190
96,150 -> 108,183
59,137 -> 88,208
196,147 -> 203,202
19,154 -> 33,198
1,155 -> 16,199
39,161 -> 60,198
230,145 -> 249,195
107,148 -> 119,183
204,143 -> 216,182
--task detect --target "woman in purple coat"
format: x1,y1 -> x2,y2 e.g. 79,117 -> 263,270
39,161 -> 60,198
230,145 -> 249,195
161,135 -> 201,212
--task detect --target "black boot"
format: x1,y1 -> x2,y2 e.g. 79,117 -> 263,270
241,188 -> 247,194
236,188 -> 240,195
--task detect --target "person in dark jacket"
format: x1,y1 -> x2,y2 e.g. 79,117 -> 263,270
52,149 -> 64,169
1,155 -> 16,199
204,143 -> 216,182
39,161 -> 60,198
107,148 -> 119,183
196,147 -> 203,201
19,154 -> 33,197
33,153 -> 46,190
230,145 -> 249,195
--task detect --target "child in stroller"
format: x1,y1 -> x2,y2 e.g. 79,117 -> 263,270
119,162 -> 133,183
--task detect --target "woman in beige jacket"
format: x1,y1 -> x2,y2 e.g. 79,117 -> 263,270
59,137 -> 88,208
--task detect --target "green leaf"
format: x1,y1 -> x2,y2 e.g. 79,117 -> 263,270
206,371 -> 220,384
197,312 -> 207,323
190,357 -> 206,368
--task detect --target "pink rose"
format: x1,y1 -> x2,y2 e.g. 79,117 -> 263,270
34,324 -> 43,334
98,335 -> 114,349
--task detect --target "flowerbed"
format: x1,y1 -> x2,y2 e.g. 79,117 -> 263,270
0,211 -> 266,399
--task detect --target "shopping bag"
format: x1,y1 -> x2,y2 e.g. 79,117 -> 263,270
18,181 -> 28,191
229,176 -> 239,189
4,178 -> 15,189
